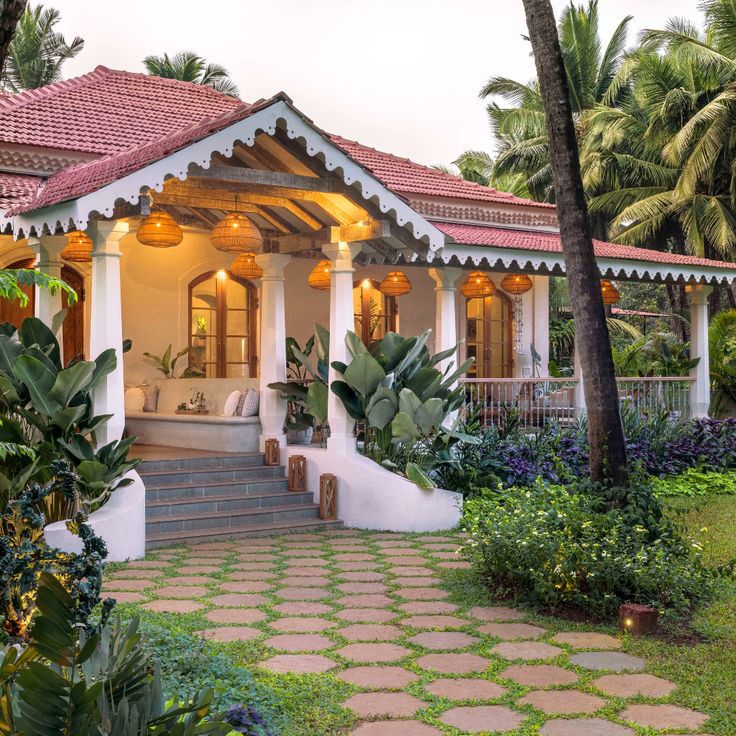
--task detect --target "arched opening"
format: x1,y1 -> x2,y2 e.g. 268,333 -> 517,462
466,291 -> 514,378
353,278 -> 397,345
189,269 -> 258,378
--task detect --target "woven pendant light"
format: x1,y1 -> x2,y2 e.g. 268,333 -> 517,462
461,271 -> 496,298
231,252 -> 263,280
210,213 -> 262,253
308,259 -> 331,290
601,279 -> 621,305
501,273 -> 533,295
136,211 -> 183,248
380,270 -> 412,297
61,230 -> 93,262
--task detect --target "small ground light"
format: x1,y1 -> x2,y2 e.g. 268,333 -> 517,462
618,603 -> 658,635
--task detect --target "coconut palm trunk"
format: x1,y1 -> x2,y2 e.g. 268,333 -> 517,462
522,0 -> 628,489
0,0 -> 26,71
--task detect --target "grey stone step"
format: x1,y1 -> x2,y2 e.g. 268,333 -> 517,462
145,477 -> 289,501
145,502 -> 322,535
146,490 -> 314,517
138,452 -> 263,472
139,464 -> 285,487
146,517 -> 343,549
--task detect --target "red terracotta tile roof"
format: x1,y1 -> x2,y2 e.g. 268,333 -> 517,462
0,172 -> 42,212
331,135 -> 554,209
435,221 -> 735,271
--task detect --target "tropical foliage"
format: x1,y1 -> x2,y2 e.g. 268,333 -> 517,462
709,309 -> 736,415
143,51 -> 239,97
1,4 -> 83,92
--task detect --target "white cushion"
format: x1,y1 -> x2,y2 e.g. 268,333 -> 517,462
222,390 -> 242,417
124,387 -> 145,412
240,388 -> 260,417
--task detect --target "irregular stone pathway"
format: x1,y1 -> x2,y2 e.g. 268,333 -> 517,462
109,530 -> 712,735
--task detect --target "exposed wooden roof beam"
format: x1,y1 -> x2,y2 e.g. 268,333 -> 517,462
274,219 -> 390,253
189,164 -> 334,193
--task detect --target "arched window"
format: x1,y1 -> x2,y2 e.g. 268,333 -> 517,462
353,278 -> 397,345
189,270 -> 258,378
466,291 -> 513,378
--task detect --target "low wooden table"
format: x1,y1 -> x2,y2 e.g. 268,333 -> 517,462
175,409 -> 210,415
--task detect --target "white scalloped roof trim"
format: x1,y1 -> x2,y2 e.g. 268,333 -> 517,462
6,100 -> 444,252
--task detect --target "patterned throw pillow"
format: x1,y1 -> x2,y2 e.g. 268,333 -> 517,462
139,384 -> 159,412
240,388 -> 259,417
222,390 -> 242,417
236,391 -> 247,415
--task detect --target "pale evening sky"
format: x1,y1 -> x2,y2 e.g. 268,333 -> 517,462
55,0 -> 703,168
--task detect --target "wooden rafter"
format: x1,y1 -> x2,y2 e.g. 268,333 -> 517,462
274,220 -> 390,253
189,164 -> 334,193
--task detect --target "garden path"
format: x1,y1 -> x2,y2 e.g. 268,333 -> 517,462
107,530 -> 713,735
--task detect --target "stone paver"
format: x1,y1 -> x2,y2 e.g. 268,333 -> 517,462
570,651 -> 645,672
337,666 -> 419,689
142,599 -> 203,613
269,617 -> 334,633
439,705 -> 525,733
336,608 -> 397,623
258,654 -> 336,674
501,664 -> 579,687
275,587 -> 330,601
552,632 -> 621,649
469,606 -> 524,622
340,624 -> 403,641
337,582 -> 388,594
124,560 -> 170,569
393,587 -> 449,601
337,594 -> 394,608
400,615 -> 467,629
209,593 -> 267,607
204,608 -> 266,624
197,626 -> 260,642
398,601 -> 458,614
279,576 -> 330,587
219,581 -> 273,593
350,722 -> 441,735
520,689 -> 607,714
491,641 -> 563,661
103,579 -> 153,592
343,692 -> 424,718
106,591 -> 145,604
337,643 -> 411,663
272,602 -> 332,615
425,678 -> 506,700
620,704 -> 708,730
393,577 -> 443,587
437,561 -> 471,569
415,653 -> 490,674
166,575 -> 214,585
478,622 -> 546,639
340,571 -> 384,582
390,566 -> 434,577
153,585 -> 209,599
109,569 -> 162,579
540,718 -> 634,736
264,634 -> 334,652
408,631 -> 479,650
592,673 -> 676,698
177,565 -> 220,575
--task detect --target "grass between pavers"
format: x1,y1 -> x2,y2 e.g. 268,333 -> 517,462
104,511 -> 736,736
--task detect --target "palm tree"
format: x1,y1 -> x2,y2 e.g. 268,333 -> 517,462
0,0 -> 26,73
521,0 -> 629,490
142,51 -> 239,97
482,1 -> 632,205
2,4 -> 83,92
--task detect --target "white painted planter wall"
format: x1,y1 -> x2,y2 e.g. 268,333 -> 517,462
287,446 -> 462,532
44,470 -> 146,561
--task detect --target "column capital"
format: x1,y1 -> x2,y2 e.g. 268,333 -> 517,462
428,266 -> 462,290
31,235 -> 66,267
322,241 -> 361,272
686,282 -> 714,305
89,220 -> 129,256
255,252 -> 291,279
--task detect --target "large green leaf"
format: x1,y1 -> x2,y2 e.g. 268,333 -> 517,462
344,330 -> 368,358
398,387 -> 422,417
19,317 -> 60,367
330,380 -> 364,420
365,386 -> 398,429
49,361 -> 96,407
90,348 -> 117,387
391,411 -> 420,443
314,323 -> 330,362
267,381 -> 308,402
306,381 -> 328,424
406,462 -> 437,489
414,397 -> 445,434
12,355 -> 60,416
49,405 -> 87,435
343,353 -> 386,398
0,334 -> 22,374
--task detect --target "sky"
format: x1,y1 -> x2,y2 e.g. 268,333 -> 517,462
55,0 -> 704,168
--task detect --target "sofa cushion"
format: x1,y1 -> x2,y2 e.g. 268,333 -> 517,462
140,384 -> 159,412
124,387 -> 145,412
222,390 -> 242,417
240,388 -> 260,417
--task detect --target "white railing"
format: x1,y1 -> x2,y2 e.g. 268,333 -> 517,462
460,378 -> 578,428
461,376 -> 694,428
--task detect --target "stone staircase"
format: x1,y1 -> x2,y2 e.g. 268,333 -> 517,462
141,451 -> 342,549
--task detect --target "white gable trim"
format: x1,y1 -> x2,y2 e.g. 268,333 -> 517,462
3,100 -> 445,253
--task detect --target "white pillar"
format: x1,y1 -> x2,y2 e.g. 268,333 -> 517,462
573,343 -> 586,418
323,241 -> 361,454
256,253 -> 291,450
31,235 -> 66,337
688,283 -> 713,418
532,275 -> 550,375
89,221 -> 128,446
428,267 -> 461,375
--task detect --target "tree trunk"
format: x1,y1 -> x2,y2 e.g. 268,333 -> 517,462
0,0 -> 26,75
665,283 -> 687,341
522,0 -> 628,489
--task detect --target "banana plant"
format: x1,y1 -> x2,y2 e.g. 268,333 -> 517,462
143,344 -> 191,379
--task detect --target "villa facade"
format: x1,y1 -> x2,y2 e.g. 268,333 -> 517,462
2,66 -> 736,556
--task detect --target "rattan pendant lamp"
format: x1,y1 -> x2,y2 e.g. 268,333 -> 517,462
600,279 -> 621,305
379,271 -> 412,297
136,210 -> 183,248
60,230 -> 93,262
231,251 -> 263,280
308,260 -> 332,290
210,212 -> 263,253
461,270 -> 496,298
501,273 -> 533,295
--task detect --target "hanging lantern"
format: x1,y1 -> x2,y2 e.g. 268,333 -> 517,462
501,273 -> 533,295
601,279 -> 621,305
461,271 -> 496,299
231,252 -> 263,280
308,260 -> 332,290
210,213 -> 262,253
136,210 -> 183,248
380,271 -> 412,297
60,230 -> 93,262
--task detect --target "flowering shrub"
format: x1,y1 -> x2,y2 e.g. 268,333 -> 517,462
461,479 -> 717,617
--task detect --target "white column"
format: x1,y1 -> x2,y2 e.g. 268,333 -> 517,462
573,343 -> 586,418
532,275 -> 550,375
31,235 -> 66,336
323,241 -> 361,454
89,221 -> 128,446
688,283 -> 713,418
256,253 -> 291,450
428,267 -> 461,376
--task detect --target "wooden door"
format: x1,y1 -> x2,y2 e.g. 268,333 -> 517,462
61,265 -> 85,363
0,259 -> 35,328
465,293 -> 513,378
